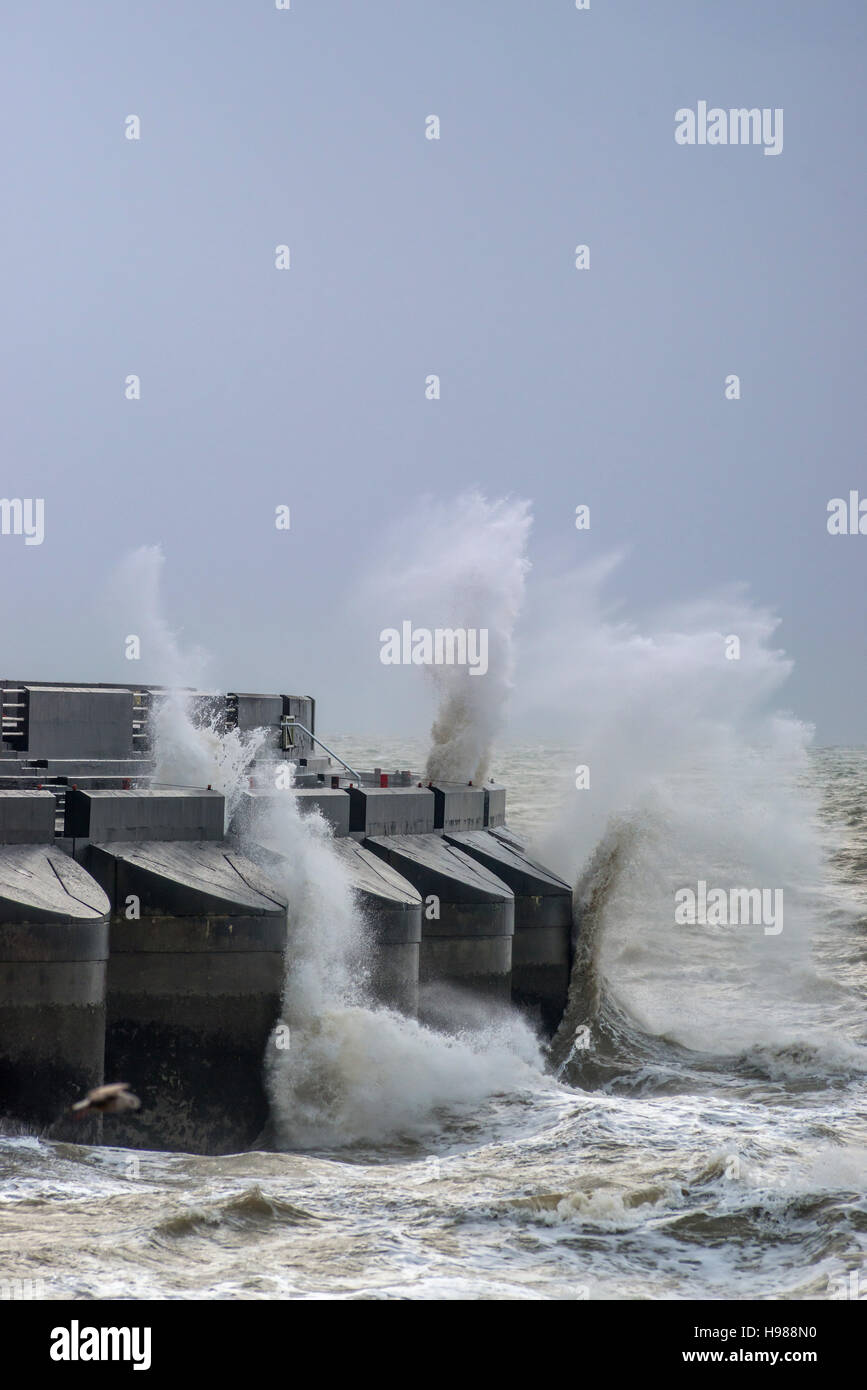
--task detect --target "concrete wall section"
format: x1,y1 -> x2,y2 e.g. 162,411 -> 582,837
93,840 -> 287,1154
44,759 -> 154,778
293,788 -> 350,834
331,838 -> 422,1016
282,695 -> 315,757
0,845 -> 110,923
105,913 -> 286,1154
484,785 -> 507,828
86,840 -> 286,918
363,834 -> 514,1017
430,783 -> 486,832
231,693 -> 284,732
25,686 -> 134,759
488,825 -> 527,854
0,846 -> 109,1132
444,830 -> 572,1033
65,789 -> 225,843
349,786 -> 435,837
232,788 -> 350,841
0,790 -> 56,844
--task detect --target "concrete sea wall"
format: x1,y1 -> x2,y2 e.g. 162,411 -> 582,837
0,681 -> 576,1153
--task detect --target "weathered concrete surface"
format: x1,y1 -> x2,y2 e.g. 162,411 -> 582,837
44,759 -> 154,778
25,686 -> 134,759
364,834 -> 514,1016
444,830 -> 572,1033
295,756 -> 331,775
488,824 -> 527,854
232,787 -> 350,841
0,790 -> 57,844
231,693 -> 284,733
484,784 -> 507,828
0,846 -> 109,1135
86,840 -> 286,917
104,914 -> 286,1155
65,788 -> 225,843
330,838 -> 422,1015
430,783 -> 486,833
293,788 -> 350,834
349,786 -> 435,837
282,694 -> 316,757
0,844 -> 110,922
89,840 -> 287,1154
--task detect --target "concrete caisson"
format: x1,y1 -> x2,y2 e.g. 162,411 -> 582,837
488,824 -> 527,854
330,838 -> 422,1015
0,804 -> 109,1137
349,786 -> 435,838
87,833 -> 287,1155
25,686 -> 134,759
65,787 -> 225,844
430,783 -> 486,833
231,787 -> 350,842
363,834 -> 514,1020
0,788 -> 57,844
444,829 -> 572,1034
483,784 -> 507,828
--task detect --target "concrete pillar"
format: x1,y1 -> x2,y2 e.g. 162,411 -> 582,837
24,686 -> 135,758
232,787 -> 350,841
65,787 -> 225,843
444,829 -> 572,1034
348,786 -> 435,837
430,783 -> 486,832
363,834 -> 514,1021
331,838 -> 422,1015
483,784 -> 507,828
0,832 -> 109,1139
87,840 -> 287,1155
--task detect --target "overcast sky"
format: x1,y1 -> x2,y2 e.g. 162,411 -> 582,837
1,1 -> 864,743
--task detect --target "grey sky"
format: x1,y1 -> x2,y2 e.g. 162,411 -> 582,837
1,1 -> 864,743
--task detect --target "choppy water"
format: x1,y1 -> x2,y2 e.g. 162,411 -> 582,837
1,741 -> 865,1301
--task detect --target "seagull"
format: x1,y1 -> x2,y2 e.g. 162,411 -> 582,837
69,1083 -> 141,1117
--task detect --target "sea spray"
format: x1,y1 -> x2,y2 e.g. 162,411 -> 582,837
119,541 -> 547,1150
266,1002 -> 547,1149
517,557 -> 839,1063
247,766 -> 371,1022
113,544 -> 266,828
248,766 -> 547,1149
361,493 -> 532,785
111,545 -> 209,691
150,694 -> 266,830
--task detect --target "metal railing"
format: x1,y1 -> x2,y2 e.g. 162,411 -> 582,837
280,717 -> 364,783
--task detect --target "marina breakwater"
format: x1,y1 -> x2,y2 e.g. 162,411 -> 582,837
0,680 -> 573,1153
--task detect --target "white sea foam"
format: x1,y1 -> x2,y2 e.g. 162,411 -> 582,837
515,557 -> 851,1063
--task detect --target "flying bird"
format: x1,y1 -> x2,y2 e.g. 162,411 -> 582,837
69,1083 -> 141,1117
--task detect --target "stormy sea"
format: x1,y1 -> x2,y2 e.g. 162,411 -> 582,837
1,734 -> 864,1301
